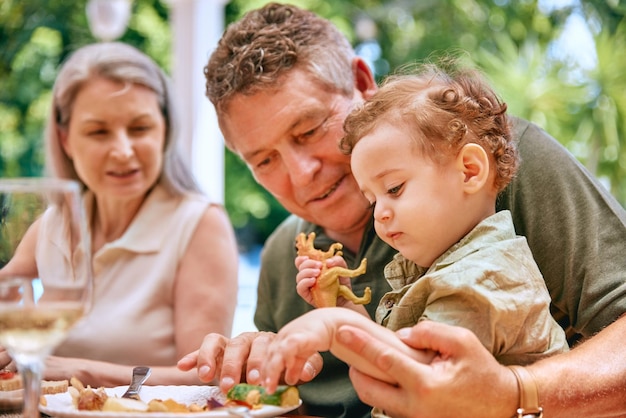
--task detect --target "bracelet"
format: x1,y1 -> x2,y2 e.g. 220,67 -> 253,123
508,365 -> 543,418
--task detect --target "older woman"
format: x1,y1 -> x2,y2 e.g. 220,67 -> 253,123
2,42 -> 239,387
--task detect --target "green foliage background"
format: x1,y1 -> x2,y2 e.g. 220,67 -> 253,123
1,0 -> 625,247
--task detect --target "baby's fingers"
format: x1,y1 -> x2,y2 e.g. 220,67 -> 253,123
296,257 -> 322,271
324,255 -> 347,269
262,352 -> 308,394
262,352 -> 287,394
282,355 -> 309,387
296,267 -> 320,284
296,277 -> 316,292
296,277 -> 317,305
294,255 -> 308,269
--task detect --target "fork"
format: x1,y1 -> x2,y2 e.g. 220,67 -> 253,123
121,366 -> 152,400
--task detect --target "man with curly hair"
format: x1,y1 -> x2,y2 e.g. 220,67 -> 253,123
178,3 -> 626,417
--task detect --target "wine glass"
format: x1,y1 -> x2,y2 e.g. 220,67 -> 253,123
0,178 -> 92,418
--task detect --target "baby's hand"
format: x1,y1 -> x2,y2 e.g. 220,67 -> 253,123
262,311 -> 334,393
295,256 -> 321,306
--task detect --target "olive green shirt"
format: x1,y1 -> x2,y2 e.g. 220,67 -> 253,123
378,210 -> 569,365
254,117 -> 626,418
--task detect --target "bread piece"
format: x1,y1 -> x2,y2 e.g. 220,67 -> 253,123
0,374 -> 21,392
0,374 -> 68,394
41,379 -> 68,395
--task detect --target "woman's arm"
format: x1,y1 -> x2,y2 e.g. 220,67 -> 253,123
174,204 -> 239,358
44,356 -> 204,387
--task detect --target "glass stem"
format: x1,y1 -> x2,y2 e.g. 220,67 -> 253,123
19,357 -> 44,418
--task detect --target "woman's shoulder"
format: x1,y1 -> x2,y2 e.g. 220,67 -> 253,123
137,186 -> 214,238
172,190 -> 234,238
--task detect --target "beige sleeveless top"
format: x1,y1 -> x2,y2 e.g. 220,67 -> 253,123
38,185 -> 209,366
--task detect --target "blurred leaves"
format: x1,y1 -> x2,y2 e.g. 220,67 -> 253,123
1,0 -> 625,248
224,149 -> 289,249
0,0 -> 169,177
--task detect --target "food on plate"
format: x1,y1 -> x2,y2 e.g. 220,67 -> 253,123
0,370 -> 68,394
102,397 -> 149,413
295,232 -> 371,307
68,377 -> 108,410
227,383 -> 299,408
59,377 -> 300,414
41,379 -> 69,395
67,377 -> 212,413
0,371 -> 21,392
147,398 -> 205,413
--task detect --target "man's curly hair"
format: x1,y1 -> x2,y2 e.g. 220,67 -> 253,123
205,2 -> 356,113
341,62 -> 518,193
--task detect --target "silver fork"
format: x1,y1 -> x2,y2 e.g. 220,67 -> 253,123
121,366 -> 152,400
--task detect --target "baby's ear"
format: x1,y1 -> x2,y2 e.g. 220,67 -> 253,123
456,143 -> 490,194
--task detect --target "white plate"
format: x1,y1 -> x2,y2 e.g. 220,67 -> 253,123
40,385 -> 301,418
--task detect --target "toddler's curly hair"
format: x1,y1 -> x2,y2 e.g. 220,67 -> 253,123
341,61 -> 518,193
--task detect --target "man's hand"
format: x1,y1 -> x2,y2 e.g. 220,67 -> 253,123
178,331 -> 321,393
335,321 -> 518,418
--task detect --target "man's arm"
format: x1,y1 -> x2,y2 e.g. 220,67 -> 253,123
529,314 -> 626,417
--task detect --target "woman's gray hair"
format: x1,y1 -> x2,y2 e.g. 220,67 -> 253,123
45,42 -> 201,195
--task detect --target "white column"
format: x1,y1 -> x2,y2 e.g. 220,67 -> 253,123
167,0 -> 227,203
167,1 -> 261,336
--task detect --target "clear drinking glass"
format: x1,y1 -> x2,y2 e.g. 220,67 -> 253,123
0,178 -> 92,418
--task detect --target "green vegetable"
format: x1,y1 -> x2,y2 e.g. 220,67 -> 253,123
226,383 -> 299,407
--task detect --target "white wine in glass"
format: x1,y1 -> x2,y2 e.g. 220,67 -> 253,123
0,178 -> 92,418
